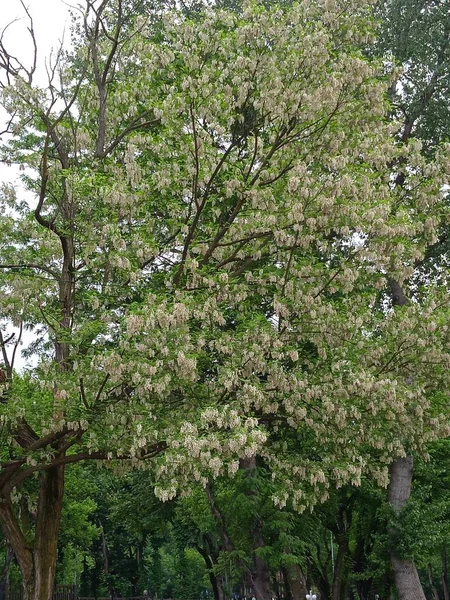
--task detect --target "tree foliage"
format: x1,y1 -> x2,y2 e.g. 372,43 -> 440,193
0,1 -> 449,598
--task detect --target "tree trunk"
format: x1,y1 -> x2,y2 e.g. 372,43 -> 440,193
0,544 -> 13,600
195,544 -> 224,600
33,465 -> 65,600
284,564 -> 307,600
331,537 -> 348,600
427,563 -> 439,600
0,464 -> 65,600
250,541 -> 272,600
388,456 -> 426,600
352,536 -> 372,600
253,554 -> 272,600
0,495 -> 34,598
211,574 -> 225,600
443,548 -> 449,600
240,458 -> 272,600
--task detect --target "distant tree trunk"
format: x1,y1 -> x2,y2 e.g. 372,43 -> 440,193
0,543 -> 13,600
388,456 -> 426,600
273,572 -> 283,600
316,577 -> 330,600
205,484 -> 233,554
240,458 -> 272,600
442,548 -> 449,600
98,519 -> 115,600
250,529 -> 272,600
284,565 -> 307,600
352,536 -> 372,600
195,544 -> 225,600
331,536 -> 348,600
210,574 -> 225,600
427,563 -> 439,600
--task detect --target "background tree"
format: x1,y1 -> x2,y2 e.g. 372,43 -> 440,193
370,1 -> 450,597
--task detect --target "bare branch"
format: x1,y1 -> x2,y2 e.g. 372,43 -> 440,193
0,331 -> 12,378
10,319 -> 23,374
0,3 -> 37,85
19,0 -> 37,84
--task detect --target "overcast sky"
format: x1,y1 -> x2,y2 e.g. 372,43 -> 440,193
0,0 -> 72,172
1,1 -> 71,370
1,1 -> 71,68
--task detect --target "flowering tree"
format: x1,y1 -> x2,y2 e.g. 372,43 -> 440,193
370,2 -> 450,596
0,1 -> 449,599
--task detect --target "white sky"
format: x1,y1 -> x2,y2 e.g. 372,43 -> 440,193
1,1 -> 71,370
1,1 -> 71,80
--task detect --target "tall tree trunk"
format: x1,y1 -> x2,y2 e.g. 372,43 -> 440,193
387,278 -> 426,600
0,494 -> 34,600
284,564 -> 307,600
210,573 -> 225,600
352,536 -> 372,600
250,529 -> 272,600
388,456 -> 426,600
0,543 -> 13,600
427,563 -> 439,600
331,537 -> 348,600
316,577 -> 330,600
0,464 -> 65,600
240,458 -> 272,600
442,548 -> 449,600
195,544 -> 224,600
208,570 -> 225,600
99,520 -> 115,600
32,465 -> 65,600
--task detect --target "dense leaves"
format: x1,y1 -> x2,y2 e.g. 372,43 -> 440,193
0,1 -> 449,599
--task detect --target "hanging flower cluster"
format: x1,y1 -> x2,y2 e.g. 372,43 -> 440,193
0,0 -> 449,510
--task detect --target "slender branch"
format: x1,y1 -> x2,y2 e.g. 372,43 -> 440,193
0,263 -> 61,281
79,378 -> 88,408
10,319 -> 23,373
101,114 -> 158,158
95,373 -> 110,404
245,130 -> 259,181
174,142 -> 237,285
190,103 -> 200,208
18,0 -> 37,84
0,331 -> 11,378
313,268 -> 342,299
101,0 -> 122,87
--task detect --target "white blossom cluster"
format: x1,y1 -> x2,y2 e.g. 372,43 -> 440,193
0,0 -> 449,508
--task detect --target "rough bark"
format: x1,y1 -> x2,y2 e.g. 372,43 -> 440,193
331,537 -> 349,600
32,465 -> 65,600
0,543 -> 13,596
0,495 -> 34,592
388,456 -> 426,600
443,548 -> 450,600
284,564 -> 307,600
0,463 -> 65,600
